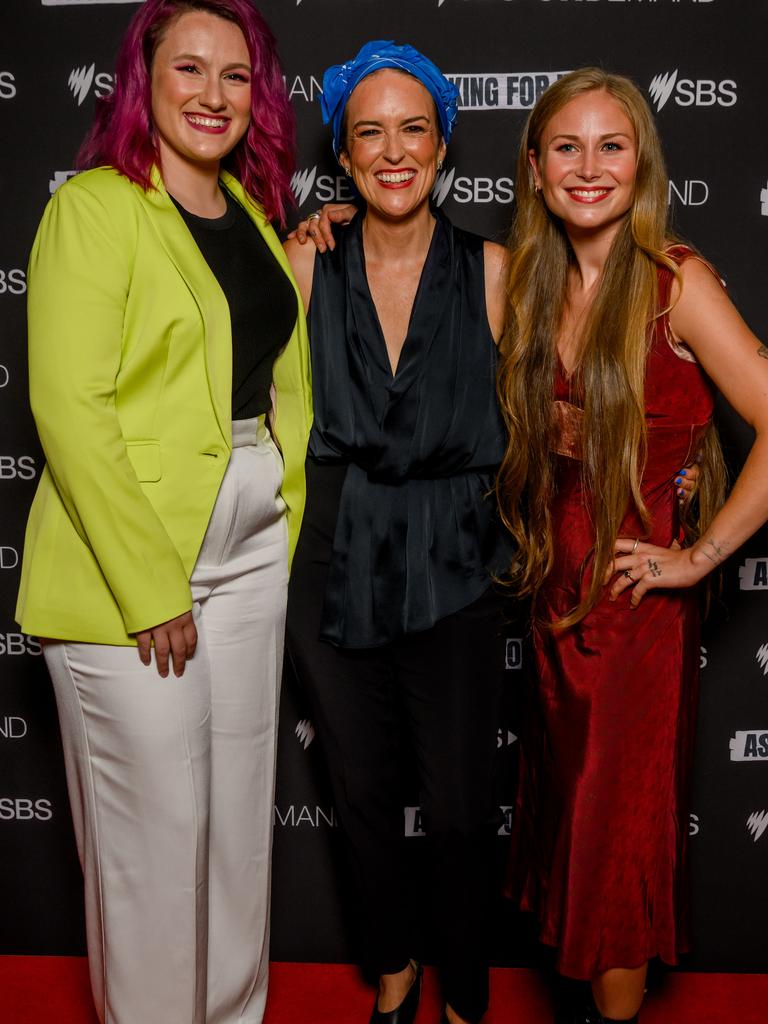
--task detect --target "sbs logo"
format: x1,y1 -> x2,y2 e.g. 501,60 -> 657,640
0,798 -> 53,821
0,72 -> 16,100
648,70 -> 736,112
294,719 -> 316,750
432,167 -> 514,207
756,644 -> 768,676
291,167 -> 355,207
68,64 -> 114,106
0,457 -> 37,481
747,810 -> 768,842
0,634 -> 43,656
0,270 -> 26,295
0,366 -> 8,389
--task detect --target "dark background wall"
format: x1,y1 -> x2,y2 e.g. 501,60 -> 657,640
1,0 -> 767,973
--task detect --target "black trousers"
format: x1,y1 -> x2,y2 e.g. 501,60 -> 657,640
286,469 -> 507,1023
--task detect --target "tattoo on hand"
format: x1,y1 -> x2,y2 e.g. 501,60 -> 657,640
648,558 -> 662,578
758,344 -> 768,360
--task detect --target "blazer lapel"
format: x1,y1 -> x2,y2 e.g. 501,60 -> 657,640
141,167 -> 232,445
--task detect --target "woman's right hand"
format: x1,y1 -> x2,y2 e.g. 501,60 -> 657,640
287,203 -> 358,252
136,610 -> 197,678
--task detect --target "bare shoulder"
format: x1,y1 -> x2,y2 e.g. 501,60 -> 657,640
283,236 -> 316,313
483,241 -> 509,344
669,250 -> 724,307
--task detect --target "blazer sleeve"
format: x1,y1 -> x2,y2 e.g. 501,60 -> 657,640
27,176 -> 192,634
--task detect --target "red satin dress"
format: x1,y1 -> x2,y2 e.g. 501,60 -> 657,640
511,248 -> 716,979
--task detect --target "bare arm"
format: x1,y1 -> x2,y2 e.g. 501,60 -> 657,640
483,241 -> 508,345
611,257 -> 768,605
283,235 -> 317,314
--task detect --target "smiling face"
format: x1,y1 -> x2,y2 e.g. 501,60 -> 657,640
150,10 -> 252,176
339,69 -> 446,221
529,89 -> 638,241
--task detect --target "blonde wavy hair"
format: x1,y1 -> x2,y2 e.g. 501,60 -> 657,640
496,67 -> 726,629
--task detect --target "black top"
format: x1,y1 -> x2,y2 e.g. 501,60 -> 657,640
305,210 -> 512,648
172,189 -> 297,419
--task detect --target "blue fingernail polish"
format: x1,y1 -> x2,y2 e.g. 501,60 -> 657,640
680,469 -> 687,476
675,477 -> 682,485
677,488 -> 684,496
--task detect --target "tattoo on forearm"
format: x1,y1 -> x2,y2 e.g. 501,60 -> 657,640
701,537 -> 727,566
758,344 -> 768,360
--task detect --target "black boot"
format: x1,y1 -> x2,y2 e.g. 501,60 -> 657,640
369,962 -> 422,1024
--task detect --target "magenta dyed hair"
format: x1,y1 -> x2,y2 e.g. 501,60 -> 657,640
77,0 -> 295,225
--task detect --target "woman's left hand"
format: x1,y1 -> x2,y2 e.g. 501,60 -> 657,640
607,538 -> 709,608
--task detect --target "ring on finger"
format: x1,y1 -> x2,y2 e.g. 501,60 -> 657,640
306,211 -> 322,222
624,569 -> 635,582
631,537 -> 640,554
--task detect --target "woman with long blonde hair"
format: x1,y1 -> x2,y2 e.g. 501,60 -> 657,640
497,68 -> 768,1023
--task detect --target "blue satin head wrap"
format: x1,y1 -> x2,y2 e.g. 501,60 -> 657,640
320,40 -> 460,156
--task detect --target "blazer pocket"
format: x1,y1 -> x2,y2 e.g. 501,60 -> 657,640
125,440 -> 162,482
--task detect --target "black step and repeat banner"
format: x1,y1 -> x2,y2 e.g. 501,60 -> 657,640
1,0 -> 767,974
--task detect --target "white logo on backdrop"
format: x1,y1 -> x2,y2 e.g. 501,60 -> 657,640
669,180 -> 709,207
0,547 -> 19,569
0,717 -> 27,739
761,182 -> 768,217
756,644 -> 768,676
285,75 -> 323,103
432,167 -> 514,207
50,171 -> 77,195
291,167 -> 318,207
648,70 -> 737,112
446,71 -> 569,111
274,805 -> 337,828
295,719 -> 316,750
747,810 -> 768,842
0,270 -> 26,295
497,728 -> 518,749
290,168 -> 355,207
406,806 -> 516,837
0,366 -> 9,389
505,638 -> 523,670
0,799 -> 53,821
0,634 -> 43,656
0,72 -> 17,100
68,65 -> 114,106
730,731 -> 768,761
0,457 -> 36,481
689,813 -> 700,837
739,559 -> 768,590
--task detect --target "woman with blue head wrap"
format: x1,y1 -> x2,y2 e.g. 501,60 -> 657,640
284,41 -> 513,1024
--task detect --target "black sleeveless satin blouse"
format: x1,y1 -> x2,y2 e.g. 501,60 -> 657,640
305,210 -> 511,648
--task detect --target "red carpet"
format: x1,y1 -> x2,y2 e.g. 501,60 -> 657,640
1,956 -> 766,1023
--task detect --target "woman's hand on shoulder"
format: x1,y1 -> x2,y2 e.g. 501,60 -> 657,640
484,241 -> 509,345
135,610 -> 197,678
287,203 -> 358,253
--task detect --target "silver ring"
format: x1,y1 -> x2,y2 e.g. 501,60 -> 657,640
306,211 -> 322,222
631,537 -> 640,554
624,570 -> 635,582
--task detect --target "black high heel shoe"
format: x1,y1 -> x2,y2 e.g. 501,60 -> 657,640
369,961 -> 422,1024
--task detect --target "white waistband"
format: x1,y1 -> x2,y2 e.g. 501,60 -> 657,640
231,415 -> 269,448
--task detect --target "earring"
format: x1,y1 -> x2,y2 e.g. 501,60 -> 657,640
437,159 -> 443,171
533,183 -> 542,195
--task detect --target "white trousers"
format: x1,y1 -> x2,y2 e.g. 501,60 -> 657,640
44,418 -> 288,1024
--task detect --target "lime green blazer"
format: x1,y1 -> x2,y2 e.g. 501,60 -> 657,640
16,166 -> 312,645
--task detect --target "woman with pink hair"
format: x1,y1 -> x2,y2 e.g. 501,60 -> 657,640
16,2 -> 311,1022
